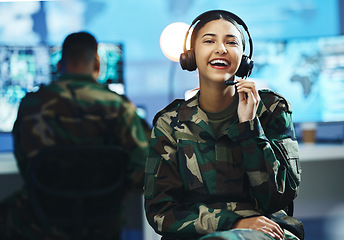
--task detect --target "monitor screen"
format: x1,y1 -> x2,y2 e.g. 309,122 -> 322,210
50,43 -> 123,85
251,35 -> 344,123
0,45 -> 51,132
0,43 -> 124,133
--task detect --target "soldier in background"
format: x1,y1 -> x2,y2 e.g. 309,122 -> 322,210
0,31 -> 151,239
144,10 -> 303,240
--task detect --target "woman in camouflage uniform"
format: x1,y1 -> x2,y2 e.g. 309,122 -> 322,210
144,10 -> 303,240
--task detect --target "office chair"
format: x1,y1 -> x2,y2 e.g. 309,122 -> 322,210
287,201 -> 294,217
25,145 -> 127,239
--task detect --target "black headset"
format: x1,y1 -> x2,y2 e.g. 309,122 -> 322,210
179,10 -> 254,78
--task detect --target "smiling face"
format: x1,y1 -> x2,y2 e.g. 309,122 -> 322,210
194,19 -> 244,86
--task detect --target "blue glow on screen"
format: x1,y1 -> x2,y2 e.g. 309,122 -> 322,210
251,36 -> 344,123
0,43 -> 123,133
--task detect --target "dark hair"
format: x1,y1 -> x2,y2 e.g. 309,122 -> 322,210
61,31 -> 98,65
190,11 -> 246,51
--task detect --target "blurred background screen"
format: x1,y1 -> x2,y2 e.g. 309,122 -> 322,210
251,35 -> 344,123
0,43 -> 123,133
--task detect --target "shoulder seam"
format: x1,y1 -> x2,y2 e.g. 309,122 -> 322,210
152,99 -> 185,126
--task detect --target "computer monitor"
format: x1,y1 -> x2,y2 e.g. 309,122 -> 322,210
0,45 -> 51,132
251,35 -> 344,123
49,43 -> 123,86
0,43 -> 124,133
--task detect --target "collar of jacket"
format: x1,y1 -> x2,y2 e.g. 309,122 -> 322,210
178,91 -> 208,123
175,92 -> 216,138
180,90 -> 284,129
58,73 -> 96,83
153,89 -> 285,128
152,91 -> 209,128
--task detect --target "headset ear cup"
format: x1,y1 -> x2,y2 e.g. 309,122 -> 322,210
180,50 -> 197,71
236,55 -> 254,78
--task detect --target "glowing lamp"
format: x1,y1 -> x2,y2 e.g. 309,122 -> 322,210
160,22 -> 190,62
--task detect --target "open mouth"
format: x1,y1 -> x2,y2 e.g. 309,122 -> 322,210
209,59 -> 229,68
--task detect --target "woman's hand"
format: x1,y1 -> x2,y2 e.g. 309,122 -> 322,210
236,78 -> 260,123
232,216 -> 285,240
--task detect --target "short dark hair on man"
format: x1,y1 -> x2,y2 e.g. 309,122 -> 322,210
61,31 -> 98,65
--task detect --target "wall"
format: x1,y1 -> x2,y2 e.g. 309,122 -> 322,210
0,0 -> 342,125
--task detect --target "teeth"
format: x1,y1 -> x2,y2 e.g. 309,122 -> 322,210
210,59 -> 229,65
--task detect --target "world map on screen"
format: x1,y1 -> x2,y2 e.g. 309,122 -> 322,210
251,36 -> 344,123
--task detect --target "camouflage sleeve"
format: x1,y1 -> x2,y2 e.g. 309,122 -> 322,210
226,91 -> 301,213
144,117 -> 242,238
12,92 -> 44,178
12,97 -> 29,178
118,99 -> 151,192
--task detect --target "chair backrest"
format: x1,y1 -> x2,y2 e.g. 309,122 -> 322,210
25,145 -> 127,236
286,201 -> 294,216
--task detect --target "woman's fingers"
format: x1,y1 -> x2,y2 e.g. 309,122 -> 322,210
236,78 -> 260,122
232,216 -> 285,240
261,219 -> 285,240
236,79 -> 259,100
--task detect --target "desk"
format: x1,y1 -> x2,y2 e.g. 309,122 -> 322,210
1,144 -> 344,240
293,144 -> 344,219
298,144 -> 344,162
1,144 -> 344,219
0,152 -> 18,174
1,144 -> 344,175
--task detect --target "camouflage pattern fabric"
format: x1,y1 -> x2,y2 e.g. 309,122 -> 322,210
0,74 -> 151,239
144,89 -> 302,240
0,190 -> 123,240
200,229 -> 275,240
200,227 -> 299,240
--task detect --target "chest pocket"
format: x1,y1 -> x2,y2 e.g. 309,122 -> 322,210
178,144 -> 204,191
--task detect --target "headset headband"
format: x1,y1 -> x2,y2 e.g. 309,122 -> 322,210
183,10 -> 253,59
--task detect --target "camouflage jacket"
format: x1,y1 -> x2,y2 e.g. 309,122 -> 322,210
13,74 -> 150,188
6,74 -> 151,239
144,89 -> 301,239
